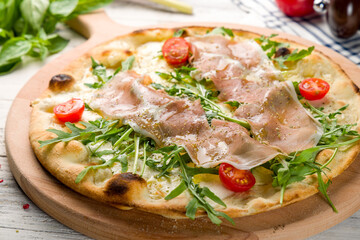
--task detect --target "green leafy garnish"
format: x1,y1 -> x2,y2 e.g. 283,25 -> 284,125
305,103 -> 360,145
208,27 -> 234,37
121,55 -> 135,71
165,152 -> 234,225
0,0 -> 113,75
255,34 -> 314,69
173,29 -> 184,37
152,82 -> 250,129
85,56 -> 135,89
225,101 -> 242,108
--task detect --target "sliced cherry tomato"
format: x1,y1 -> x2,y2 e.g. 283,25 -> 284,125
219,163 -> 256,192
162,37 -> 191,66
275,0 -> 314,17
298,78 -> 330,100
54,98 -> 85,123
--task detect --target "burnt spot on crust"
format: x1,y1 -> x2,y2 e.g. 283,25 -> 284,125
124,49 -> 133,56
49,74 -> 74,91
352,82 -> 360,93
132,28 -> 147,35
275,47 -> 291,58
104,172 -> 146,196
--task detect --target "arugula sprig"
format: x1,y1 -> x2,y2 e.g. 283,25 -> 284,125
270,137 -> 360,211
85,55 -> 135,89
156,66 -> 196,84
208,27 -> 234,37
255,34 -> 314,69
304,103 -> 360,145
165,152 -> 234,225
152,82 -> 250,129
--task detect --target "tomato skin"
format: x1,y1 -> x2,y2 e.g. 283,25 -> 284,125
299,78 -> 330,100
275,0 -> 314,17
162,37 -> 191,66
53,98 -> 85,123
219,163 -> 256,192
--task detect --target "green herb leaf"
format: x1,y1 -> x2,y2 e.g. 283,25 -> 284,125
49,0 -> 78,18
46,34 -> 69,53
209,27 -> 234,37
121,55 -> 135,71
173,29 -> 184,37
274,46 -> 314,69
20,0 -> 50,31
165,181 -> 187,200
225,101 -> 241,108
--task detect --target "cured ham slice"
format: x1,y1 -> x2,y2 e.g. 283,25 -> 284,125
187,35 -> 322,154
90,71 -> 280,169
234,82 -> 323,154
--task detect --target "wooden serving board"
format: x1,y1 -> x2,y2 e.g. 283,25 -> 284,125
5,10 -> 360,240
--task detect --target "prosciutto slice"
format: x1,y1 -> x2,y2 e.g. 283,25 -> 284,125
90,71 -> 280,169
187,35 -> 322,154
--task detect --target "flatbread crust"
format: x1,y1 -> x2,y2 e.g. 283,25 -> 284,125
29,27 -> 360,219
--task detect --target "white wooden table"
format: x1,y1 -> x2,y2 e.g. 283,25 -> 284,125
1,1 -> 359,239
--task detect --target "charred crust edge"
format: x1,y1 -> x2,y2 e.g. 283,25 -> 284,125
49,74 -> 74,91
104,172 -> 146,196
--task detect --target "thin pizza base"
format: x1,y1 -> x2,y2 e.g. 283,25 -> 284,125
29,27 -> 360,219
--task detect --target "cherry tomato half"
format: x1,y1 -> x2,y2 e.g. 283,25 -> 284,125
219,163 -> 256,192
275,0 -> 314,17
162,37 -> 191,66
298,78 -> 330,100
53,98 -> 85,123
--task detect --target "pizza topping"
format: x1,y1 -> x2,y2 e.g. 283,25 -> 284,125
22,204 -> 30,209
187,35 -> 322,154
298,78 -> 330,100
53,98 -> 85,123
90,72 -> 280,170
274,47 -> 291,58
162,37 -> 191,66
255,34 -> 314,69
219,163 -> 256,192
234,81 -> 323,154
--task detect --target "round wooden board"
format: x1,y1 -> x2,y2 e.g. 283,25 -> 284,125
5,10 -> 360,240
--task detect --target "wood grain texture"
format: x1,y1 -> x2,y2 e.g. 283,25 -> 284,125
2,1 -> 360,239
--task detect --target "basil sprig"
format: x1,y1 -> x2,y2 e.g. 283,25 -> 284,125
0,0 -> 113,75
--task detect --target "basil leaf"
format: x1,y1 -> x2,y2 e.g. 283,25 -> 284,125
20,0 -> 50,31
68,0 -> 113,19
0,58 -> 21,75
0,0 -> 18,30
46,34 -> 69,53
209,27 -> 234,37
121,55 -> 135,71
50,0 -> 78,17
0,38 -> 31,64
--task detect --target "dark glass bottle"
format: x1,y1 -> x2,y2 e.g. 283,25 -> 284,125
326,0 -> 360,38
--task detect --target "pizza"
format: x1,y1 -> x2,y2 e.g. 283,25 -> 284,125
29,27 -> 360,224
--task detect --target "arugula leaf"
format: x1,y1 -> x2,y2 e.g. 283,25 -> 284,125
173,29 -> 184,37
121,55 -> 135,71
208,27 -> 234,37
224,101 -> 241,108
304,103 -> 360,145
273,46 -> 314,69
152,82 -> 250,129
255,34 -> 314,69
166,153 -> 234,225
85,57 -> 121,89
